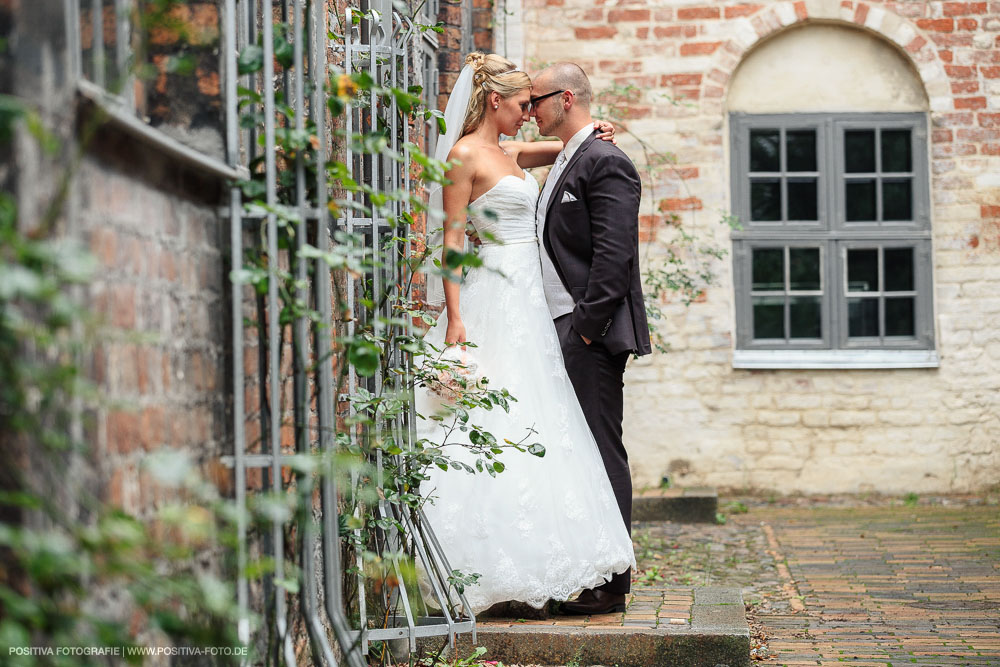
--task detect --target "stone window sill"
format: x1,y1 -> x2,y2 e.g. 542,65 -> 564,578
732,349 -> 940,370
77,80 -> 247,182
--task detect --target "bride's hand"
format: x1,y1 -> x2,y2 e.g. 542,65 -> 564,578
445,319 -> 467,346
594,120 -> 617,145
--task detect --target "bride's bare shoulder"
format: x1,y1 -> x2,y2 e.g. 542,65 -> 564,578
447,138 -> 480,165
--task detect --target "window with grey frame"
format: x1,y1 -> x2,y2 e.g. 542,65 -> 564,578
730,112 -> 937,367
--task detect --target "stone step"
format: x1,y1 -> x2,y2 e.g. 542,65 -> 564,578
418,586 -> 749,667
632,486 -> 718,523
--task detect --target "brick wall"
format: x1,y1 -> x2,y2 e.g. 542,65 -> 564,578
438,0 -> 494,110
516,0 -> 1000,493
81,126 -> 230,514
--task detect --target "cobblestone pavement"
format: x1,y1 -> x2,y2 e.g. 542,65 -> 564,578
631,495 -> 1000,666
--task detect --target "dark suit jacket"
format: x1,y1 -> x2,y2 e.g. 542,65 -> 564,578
541,131 -> 652,357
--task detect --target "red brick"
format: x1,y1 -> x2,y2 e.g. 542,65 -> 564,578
608,8 -> 650,21
599,60 -> 642,74
582,8 -> 603,20
981,66 -> 1000,78
575,26 -> 617,39
677,6 -> 721,20
983,205 -> 1000,218
725,4 -> 763,17
661,73 -> 703,86
956,18 -> 978,29
954,143 -> 977,156
979,113 -> 1000,128
932,128 -> 954,143
618,106 -> 652,119
90,226 -> 118,268
939,49 -> 953,63
160,250 -> 177,281
636,26 -> 649,38
638,215 -> 658,243
108,410 -> 142,455
107,464 -> 139,509
952,81 -> 980,94
983,143 -> 1000,155
916,18 -> 954,31
853,4 -> 869,24
794,1 -> 809,19
188,3 -> 220,45
957,127 -> 1000,140
707,68 -> 729,84
905,35 -> 927,53
954,96 -> 987,110
659,197 -> 704,211
942,1 -> 987,14
653,25 -> 698,38
196,68 -> 220,96
938,112 -> 974,126
140,406 -> 165,451
945,65 -> 976,78
930,33 -> 974,47
680,42 -> 722,56
671,166 -> 700,179
111,283 -> 137,329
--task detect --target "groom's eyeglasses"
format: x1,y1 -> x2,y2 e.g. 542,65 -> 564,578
528,89 -> 566,111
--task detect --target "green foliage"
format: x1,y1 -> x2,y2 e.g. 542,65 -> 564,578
723,500 -> 749,514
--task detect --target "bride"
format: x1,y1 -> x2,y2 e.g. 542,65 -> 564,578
415,52 -> 635,614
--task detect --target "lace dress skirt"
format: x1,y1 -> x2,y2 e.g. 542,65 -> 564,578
415,236 -> 635,614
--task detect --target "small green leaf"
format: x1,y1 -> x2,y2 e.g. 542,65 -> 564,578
348,340 -> 380,377
237,45 -> 264,75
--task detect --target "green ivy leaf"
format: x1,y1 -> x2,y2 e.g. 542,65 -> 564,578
348,340 -> 380,377
237,45 -> 264,75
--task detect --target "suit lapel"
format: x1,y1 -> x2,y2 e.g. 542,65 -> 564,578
544,131 -> 598,221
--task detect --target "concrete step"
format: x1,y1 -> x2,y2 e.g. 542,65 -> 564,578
418,586 -> 749,667
633,487 -> 718,523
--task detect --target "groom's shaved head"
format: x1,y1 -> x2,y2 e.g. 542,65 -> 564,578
538,62 -> 593,107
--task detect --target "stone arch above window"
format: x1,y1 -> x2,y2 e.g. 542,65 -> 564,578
726,23 -> 929,113
699,1 -> 951,114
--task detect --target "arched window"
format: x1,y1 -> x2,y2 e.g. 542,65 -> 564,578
728,24 -> 937,368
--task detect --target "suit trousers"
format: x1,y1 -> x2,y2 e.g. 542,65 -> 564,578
554,314 -> 632,594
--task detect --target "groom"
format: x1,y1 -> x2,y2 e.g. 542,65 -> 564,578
531,63 -> 652,615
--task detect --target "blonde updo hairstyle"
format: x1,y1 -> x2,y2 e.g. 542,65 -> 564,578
461,52 -> 532,137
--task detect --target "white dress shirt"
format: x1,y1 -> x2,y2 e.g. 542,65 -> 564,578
537,124 -> 594,320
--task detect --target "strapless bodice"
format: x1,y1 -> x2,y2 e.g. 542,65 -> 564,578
468,173 -> 540,246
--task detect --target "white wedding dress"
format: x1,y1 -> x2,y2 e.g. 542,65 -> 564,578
416,172 -> 635,614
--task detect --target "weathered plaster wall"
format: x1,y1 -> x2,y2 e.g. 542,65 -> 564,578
509,0 -> 1000,493
726,23 -> 929,112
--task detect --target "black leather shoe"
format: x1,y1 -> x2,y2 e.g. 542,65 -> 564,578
560,589 -> 626,615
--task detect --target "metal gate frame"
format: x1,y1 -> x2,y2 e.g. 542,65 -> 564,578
226,0 -> 478,663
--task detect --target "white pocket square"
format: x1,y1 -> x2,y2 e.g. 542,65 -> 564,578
560,191 -> 578,203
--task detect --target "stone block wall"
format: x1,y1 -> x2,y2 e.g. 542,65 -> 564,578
512,0 -> 1000,493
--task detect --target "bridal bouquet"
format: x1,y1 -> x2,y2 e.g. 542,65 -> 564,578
427,346 -> 485,402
